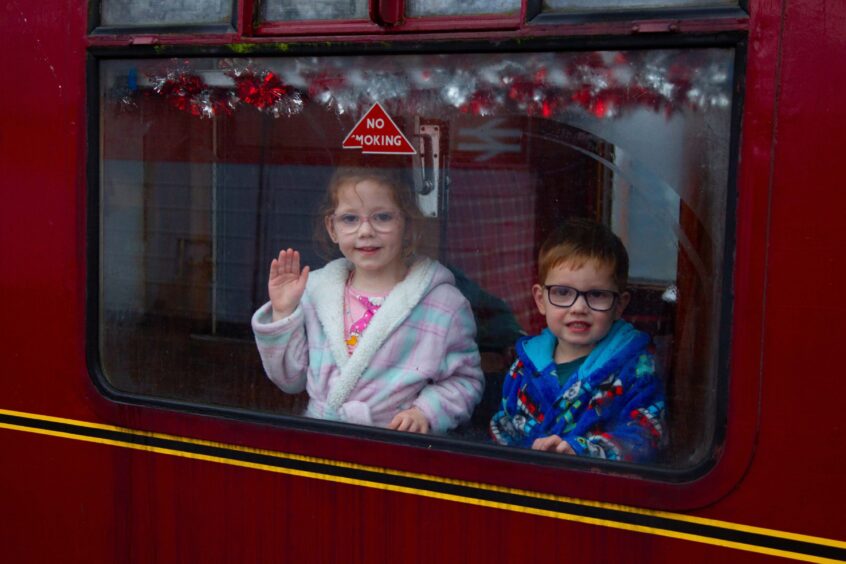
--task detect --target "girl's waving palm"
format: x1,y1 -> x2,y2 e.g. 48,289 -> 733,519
269,249 -> 310,321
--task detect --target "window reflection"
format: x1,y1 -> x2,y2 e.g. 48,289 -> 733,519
100,0 -> 232,27
406,0 -> 520,17
543,0 -> 737,13
259,0 -> 368,21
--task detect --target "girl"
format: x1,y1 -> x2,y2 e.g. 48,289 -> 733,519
251,167 -> 484,433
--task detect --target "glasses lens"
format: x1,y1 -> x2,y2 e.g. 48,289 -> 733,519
370,211 -> 399,232
584,290 -> 616,311
334,213 -> 361,234
548,286 -> 577,307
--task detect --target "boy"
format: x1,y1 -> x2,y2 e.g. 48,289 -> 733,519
489,218 -> 665,463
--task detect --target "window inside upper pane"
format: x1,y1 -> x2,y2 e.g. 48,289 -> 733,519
259,0 -> 368,21
406,0 -> 520,17
543,0 -> 737,13
99,47 -> 734,469
100,0 -> 232,27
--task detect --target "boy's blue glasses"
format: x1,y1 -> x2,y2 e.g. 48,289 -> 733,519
544,285 -> 619,312
332,211 -> 401,234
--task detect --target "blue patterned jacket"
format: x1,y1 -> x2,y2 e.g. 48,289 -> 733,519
489,320 -> 665,462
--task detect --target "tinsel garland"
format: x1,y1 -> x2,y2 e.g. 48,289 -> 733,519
113,51 -> 730,121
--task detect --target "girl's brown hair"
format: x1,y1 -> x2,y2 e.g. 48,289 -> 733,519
314,166 -> 424,260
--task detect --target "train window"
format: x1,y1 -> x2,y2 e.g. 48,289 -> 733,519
99,0 -> 233,28
97,47 -> 734,470
541,0 -> 738,13
259,0 -> 368,22
406,0 -> 521,17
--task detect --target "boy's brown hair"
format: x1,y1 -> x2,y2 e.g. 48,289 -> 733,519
537,218 -> 629,289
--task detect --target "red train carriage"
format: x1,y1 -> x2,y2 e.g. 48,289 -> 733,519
1,0 -> 845,562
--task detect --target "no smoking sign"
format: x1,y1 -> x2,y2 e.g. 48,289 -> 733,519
342,103 -> 416,155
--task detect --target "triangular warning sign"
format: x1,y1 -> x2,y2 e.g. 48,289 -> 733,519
342,103 -> 416,155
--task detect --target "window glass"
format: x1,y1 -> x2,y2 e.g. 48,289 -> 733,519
99,48 -> 733,468
543,0 -> 737,13
259,0 -> 368,21
100,0 -> 232,27
406,0 -> 520,17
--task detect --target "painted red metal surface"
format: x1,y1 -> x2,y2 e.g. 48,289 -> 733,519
2,0 -> 846,561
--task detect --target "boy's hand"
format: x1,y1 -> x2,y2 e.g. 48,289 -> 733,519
531,435 -> 576,455
269,249 -> 310,321
389,407 -> 430,434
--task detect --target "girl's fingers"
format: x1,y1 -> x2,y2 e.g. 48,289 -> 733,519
387,412 -> 428,434
282,248 -> 291,273
277,250 -> 285,272
270,250 -> 305,281
401,416 -> 415,432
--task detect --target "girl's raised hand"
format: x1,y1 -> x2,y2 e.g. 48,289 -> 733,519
268,249 -> 310,321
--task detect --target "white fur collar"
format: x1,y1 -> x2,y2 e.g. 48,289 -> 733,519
306,257 -> 437,410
